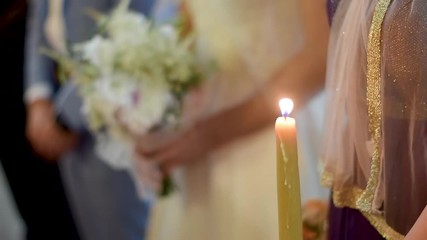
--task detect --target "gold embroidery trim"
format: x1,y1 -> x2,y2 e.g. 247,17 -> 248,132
331,188 -> 404,240
322,0 -> 408,239
320,170 -> 333,187
357,0 -> 391,213
321,170 -> 404,239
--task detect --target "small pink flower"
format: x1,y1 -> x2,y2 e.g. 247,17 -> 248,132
132,90 -> 140,106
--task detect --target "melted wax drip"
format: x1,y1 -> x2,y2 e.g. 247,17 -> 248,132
280,142 -> 291,229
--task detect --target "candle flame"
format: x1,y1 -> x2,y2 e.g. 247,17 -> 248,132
279,98 -> 294,117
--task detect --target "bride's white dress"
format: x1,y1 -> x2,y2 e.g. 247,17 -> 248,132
147,0 -> 328,239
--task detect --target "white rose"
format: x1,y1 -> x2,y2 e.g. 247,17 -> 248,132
77,37 -> 115,73
120,80 -> 172,135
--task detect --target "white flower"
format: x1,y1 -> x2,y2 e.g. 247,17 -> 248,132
76,36 -> 115,73
81,72 -> 174,136
108,8 -> 149,41
118,79 -> 173,135
158,25 -> 178,40
65,1 -> 204,141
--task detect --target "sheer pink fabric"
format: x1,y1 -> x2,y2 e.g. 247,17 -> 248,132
323,0 -> 427,237
323,0 -> 373,193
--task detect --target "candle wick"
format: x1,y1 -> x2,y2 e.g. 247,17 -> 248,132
283,112 -> 289,119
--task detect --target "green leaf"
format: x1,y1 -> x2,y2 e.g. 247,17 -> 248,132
160,176 -> 176,197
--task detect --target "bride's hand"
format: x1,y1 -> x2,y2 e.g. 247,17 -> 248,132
135,122 -> 214,174
132,153 -> 164,194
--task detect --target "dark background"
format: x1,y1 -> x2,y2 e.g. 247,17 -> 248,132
0,1 -> 80,239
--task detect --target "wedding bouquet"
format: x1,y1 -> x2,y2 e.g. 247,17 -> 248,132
43,0 -> 205,199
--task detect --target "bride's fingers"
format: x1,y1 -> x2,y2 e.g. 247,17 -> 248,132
136,127 -> 205,169
133,156 -> 164,193
147,164 -> 163,182
139,172 -> 162,193
144,144 -> 179,164
134,138 -> 160,157
134,136 -> 155,154
161,160 -> 181,176
135,131 -> 180,155
136,134 -> 184,162
134,144 -> 160,161
136,160 -> 159,179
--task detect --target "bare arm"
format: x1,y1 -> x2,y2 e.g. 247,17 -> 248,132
405,206 -> 427,239
136,0 -> 330,172
200,0 -> 330,150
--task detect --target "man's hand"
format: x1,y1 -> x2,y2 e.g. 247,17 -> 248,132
26,99 -> 78,161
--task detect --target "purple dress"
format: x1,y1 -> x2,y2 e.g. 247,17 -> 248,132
326,1 -> 385,239
327,0 -> 340,24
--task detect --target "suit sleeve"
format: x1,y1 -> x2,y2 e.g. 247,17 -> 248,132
24,0 -> 56,103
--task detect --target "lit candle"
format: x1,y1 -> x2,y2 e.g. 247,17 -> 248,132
276,98 -> 302,240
